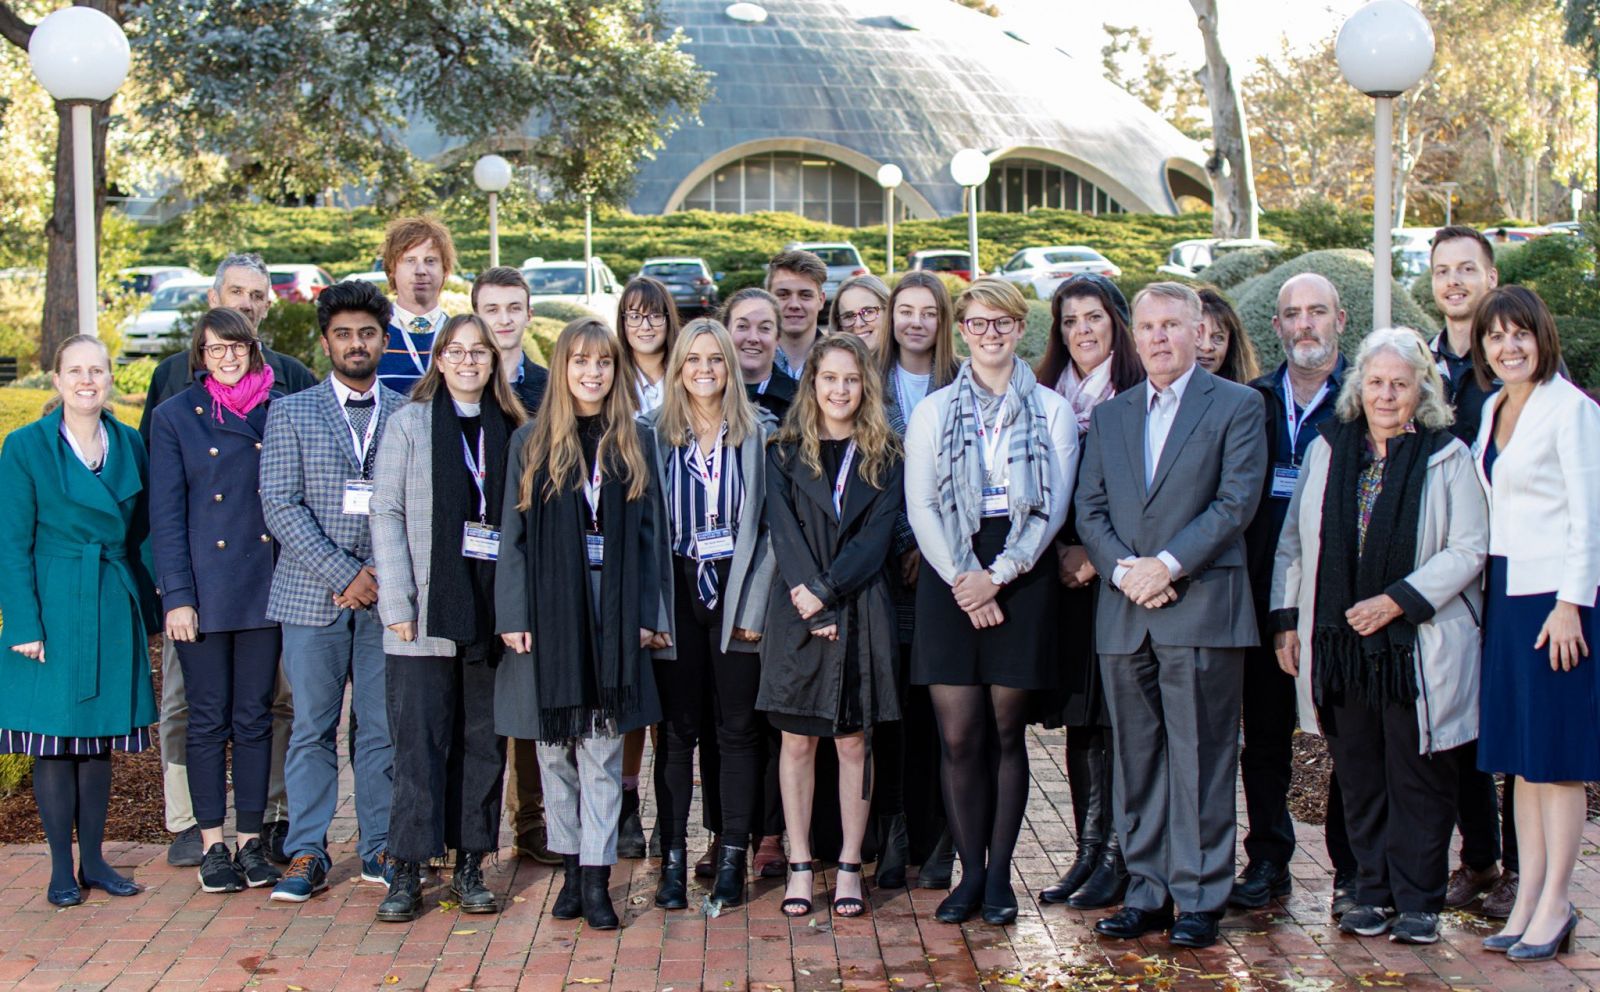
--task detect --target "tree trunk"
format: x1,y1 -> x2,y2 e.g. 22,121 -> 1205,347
1190,0 -> 1259,239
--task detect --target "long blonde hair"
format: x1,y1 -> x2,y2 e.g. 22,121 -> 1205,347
409,314 -> 529,426
518,318 -> 650,507
657,318 -> 759,448
773,333 -> 901,488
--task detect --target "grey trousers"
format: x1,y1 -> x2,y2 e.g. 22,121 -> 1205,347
160,637 -> 294,832
536,734 -> 624,866
1100,640 -> 1244,914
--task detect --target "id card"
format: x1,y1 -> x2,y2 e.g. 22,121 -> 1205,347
1271,464 -> 1299,500
342,479 -> 374,516
585,532 -> 605,568
695,527 -> 735,561
981,485 -> 1009,518
462,522 -> 500,561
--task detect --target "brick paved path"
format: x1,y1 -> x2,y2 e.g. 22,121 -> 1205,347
0,727 -> 1595,992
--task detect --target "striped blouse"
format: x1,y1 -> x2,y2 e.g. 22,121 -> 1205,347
665,424 -> 746,609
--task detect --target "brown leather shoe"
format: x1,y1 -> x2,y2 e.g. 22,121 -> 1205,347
1444,863 -> 1500,909
514,824 -> 561,865
753,835 -> 787,878
1480,870 -> 1518,918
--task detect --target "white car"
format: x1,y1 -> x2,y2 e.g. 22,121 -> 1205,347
117,265 -> 204,297
1157,238 -> 1279,280
782,241 -> 868,302
994,246 -> 1121,300
1392,227 -> 1440,278
521,258 -> 624,328
121,277 -> 213,356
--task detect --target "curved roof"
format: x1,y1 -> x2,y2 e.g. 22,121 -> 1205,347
631,0 -> 1212,216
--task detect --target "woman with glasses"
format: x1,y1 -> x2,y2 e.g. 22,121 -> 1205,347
905,278 -> 1079,925
148,309 -> 284,894
370,315 -> 528,921
1196,289 -> 1261,385
829,275 -> 890,354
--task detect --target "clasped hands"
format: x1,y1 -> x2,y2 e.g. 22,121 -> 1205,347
791,584 -> 838,641
334,565 -> 379,611
497,628 -> 673,654
1117,556 -> 1176,609
951,570 -> 1004,629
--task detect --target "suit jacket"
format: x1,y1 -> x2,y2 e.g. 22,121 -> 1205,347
260,377 -> 405,626
1074,365 -> 1267,653
147,381 -> 279,632
138,346 -> 316,441
511,354 -> 549,418
369,399 -> 459,657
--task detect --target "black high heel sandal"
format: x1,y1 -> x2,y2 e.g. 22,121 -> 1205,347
832,862 -> 868,918
781,861 -> 815,917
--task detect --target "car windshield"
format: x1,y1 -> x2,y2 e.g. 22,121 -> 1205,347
524,267 -> 586,294
150,285 -> 207,310
1043,250 -> 1101,264
641,263 -> 703,280
809,248 -> 860,267
269,271 -> 299,285
919,254 -> 969,271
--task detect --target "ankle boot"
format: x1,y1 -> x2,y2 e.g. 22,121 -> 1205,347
874,813 -> 911,888
552,854 -> 583,919
656,848 -> 688,910
1067,744 -> 1127,910
1041,742 -> 1102,904
708,843 -> 748,908
451,850 -> 498,914
376,860 -> 423,922
616,787 -> 646,859
581,865 -> 619,929
917,828 -> 955,890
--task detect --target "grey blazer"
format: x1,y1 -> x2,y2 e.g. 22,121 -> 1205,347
641,406 -> 775,657
261,378 -> 405,627
369,401 -> 459,656
1074,366 -> 1267,653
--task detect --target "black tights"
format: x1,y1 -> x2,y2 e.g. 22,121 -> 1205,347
33,755 -> 119,890
929,684 -> 1030,904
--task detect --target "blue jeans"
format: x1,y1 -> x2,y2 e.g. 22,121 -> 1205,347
281,609 -> 391,868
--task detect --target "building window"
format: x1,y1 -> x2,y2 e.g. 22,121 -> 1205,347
978,158 -> 1123,215
678,151 -> 909,225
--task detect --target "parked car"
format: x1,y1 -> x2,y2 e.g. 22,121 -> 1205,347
267,264 -> 335,303
117,265 -> 204,297
994,245 -> 1121,300
340,270 -> 390,286
638,257 -> 722,318
907,249 -> 977,282
1156,238 -> 1280,280
521,257 -> 624,327
120,277 -> 212,356
1392,227 -> 1440,278
782,241 -> 868,302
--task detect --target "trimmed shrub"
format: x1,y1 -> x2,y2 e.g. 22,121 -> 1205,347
1496,235 -> 1600,318
1555,315 -> 1600,393
1017,300 -> 1052,364
716,269 -> 768,299
1271,200 -> 1370,254
1199,246 -> 1282,290
530,301 -> 601,323
113,357 -> 157,399
257,302 -> 321,371
524,317 -> 564,364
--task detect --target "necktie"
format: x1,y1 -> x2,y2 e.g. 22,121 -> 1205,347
345,396 -> 375,473
410,315 -> 432,335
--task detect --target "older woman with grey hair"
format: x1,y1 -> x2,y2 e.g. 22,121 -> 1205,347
1270,327 -> 1488,946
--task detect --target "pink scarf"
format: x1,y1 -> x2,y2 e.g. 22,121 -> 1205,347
204,364 -> 275,423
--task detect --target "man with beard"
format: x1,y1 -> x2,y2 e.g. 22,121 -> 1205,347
1235,273 -> 1360,915
261,281 -> 401,907
377,217 -> 456,395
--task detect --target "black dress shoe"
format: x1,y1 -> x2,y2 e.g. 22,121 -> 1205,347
551,855 -> 583,920
581,865 -> 619,930
656,848 -> 688,910
981,884 -> 1019,925
1067,844 -> 1128,909
1228,859 -> 1291,909
934,890 -> 980,924
78,868 -> 142,897
1094,905 -> 1174,940
1170,911 -> 1222,948
47,883 -> 83,908
376,860 -> 423,922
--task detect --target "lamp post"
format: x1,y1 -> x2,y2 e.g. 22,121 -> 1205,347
1438,180 -> 1459,226
472,154 -> 513,269
949,149 -> 991,281
583,192 -> 594,302
1336,0 -> 1434,330
876,164 -> 903,275
28,7 -> 130,339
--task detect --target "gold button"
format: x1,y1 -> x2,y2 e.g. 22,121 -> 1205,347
213,494 -> 224,502
208,447 -> 218,457
259,534 -> 271,543
216,540 -> 227,549
194,406 -> 203,415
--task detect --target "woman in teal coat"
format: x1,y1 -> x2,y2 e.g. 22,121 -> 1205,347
0,335 -> 159,907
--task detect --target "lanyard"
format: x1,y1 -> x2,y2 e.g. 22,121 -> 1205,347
1282,372 -> 1330,465
973,394 -> 1009,484
755,376 -> 770,396
461,430 -> 488,521
341,391 -> 380,478
894,366 -> 911,416
397,312 -> 435,376
583,453 -> 603,527
833,439 -> 858,518
686,425 -> 727,528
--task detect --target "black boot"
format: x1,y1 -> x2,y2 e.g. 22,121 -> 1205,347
451,850 -> 499,914
1069,739 -> 1128,909
707,843 -> 747,909
552,854 -> 583,919
617,787 -> 646,859
1041,741 -> 1105,904
376,860 -> 423,922
874,814 -> 911,888
581,865 -> 619,930
656,848 -> 688,910
916,829 -> 955,890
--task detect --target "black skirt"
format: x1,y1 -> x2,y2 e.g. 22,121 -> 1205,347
910,517 -> 1060,689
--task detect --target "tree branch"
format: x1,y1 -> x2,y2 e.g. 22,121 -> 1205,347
0,2 -> 36,51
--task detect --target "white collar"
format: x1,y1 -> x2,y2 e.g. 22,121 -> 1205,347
392,303 -> 446,330
330,376 -> 377,404
1146,363 -> 1198,409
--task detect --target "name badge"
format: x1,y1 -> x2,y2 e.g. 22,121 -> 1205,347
342,479 -> 373,516
585,532 -> 605,568
695,527 -> 735,561
462,522 -> 500,561
1271,464 -> 1299,500
981,485 -> 1009,518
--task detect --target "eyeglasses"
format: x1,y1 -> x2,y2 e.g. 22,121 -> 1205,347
203,342 -> 255,359
838,305 -> 883,329
624,310 -> 668,328
441,346 -> 494,365
961,316 -> 1018,336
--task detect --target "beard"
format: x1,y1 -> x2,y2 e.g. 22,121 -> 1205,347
1289,338 -> 1335,370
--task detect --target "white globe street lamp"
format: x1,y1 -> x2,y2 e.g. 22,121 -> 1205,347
29,7 -> 130,339
1337,0 -> 1434,330
876,164 -> 903,275
473,154 -> 514,268
949,149 -> 991,282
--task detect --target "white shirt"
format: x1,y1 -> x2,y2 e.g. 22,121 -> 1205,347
1111,363 -> 1197,590
637,370 -> 664,414
894,365 -> 932,415
329,376 -> 380,469
391,303 -> 447,335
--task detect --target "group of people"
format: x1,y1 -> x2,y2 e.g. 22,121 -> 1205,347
1,216 -> 1595,963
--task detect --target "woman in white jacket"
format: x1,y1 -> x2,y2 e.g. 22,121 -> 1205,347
1271,327 -> 1487,947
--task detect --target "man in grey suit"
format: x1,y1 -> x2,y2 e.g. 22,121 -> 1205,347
260,281 -> 405,906
1074,281 -> 1267,949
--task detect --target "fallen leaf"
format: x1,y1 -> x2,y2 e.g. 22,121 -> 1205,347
288,987 -> 304,991
1197,976 -> 1229,981
571,980 -> 605,986
512,895 -> 526,903
451,929 -> 478,935
385,977 -> 400,985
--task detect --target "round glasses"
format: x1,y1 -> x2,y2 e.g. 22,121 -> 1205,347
838,305 -> 883,329
203,341 -> 256,360
961,316 -> 1019,336
441,346 -> 494,365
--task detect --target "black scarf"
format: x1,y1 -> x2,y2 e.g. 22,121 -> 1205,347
1311,417 -> 1443,707
525,422 -> 643,743
426,388 -> 510,661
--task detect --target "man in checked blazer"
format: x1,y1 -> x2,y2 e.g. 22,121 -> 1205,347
260,280 -> 406,904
